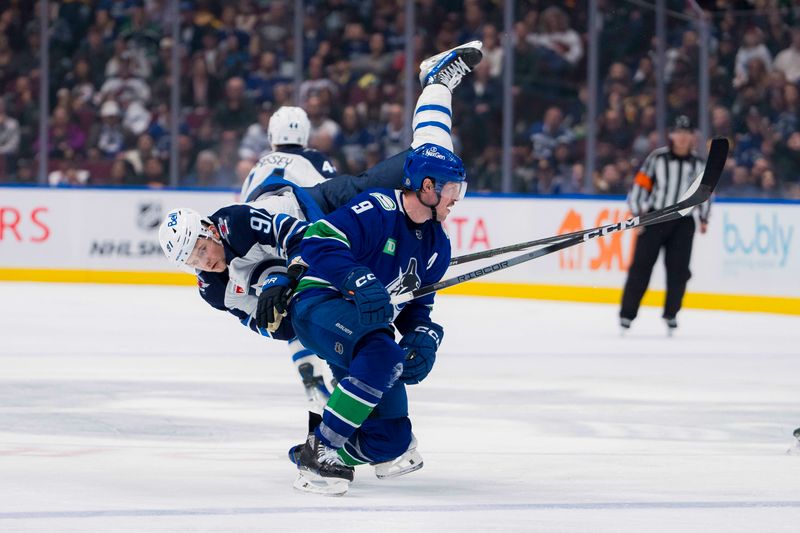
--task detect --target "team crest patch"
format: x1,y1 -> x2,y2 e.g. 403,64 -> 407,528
217,217 -> 230,239
369,192 -> 396,211
234,285 -> 245,294
197,279 -> 210,293
386,258 -> 421,299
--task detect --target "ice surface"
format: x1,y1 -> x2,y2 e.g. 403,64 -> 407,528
1,282 -> 798,532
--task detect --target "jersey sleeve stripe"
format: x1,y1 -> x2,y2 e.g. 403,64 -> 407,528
303,219 -> 350,247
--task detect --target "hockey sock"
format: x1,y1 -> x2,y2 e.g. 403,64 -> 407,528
411,84 -> 453,151
317,376 -> 383,450
288,337 -> 317,367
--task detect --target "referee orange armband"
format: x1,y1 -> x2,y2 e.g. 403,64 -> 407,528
634,172 -> 653,191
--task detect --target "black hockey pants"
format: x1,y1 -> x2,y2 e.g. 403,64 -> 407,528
620,217 -> 696,321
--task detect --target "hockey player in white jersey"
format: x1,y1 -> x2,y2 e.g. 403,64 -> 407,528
240,106 -> 338,205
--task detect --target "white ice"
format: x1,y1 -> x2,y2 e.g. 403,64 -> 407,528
0,282 -> 798,532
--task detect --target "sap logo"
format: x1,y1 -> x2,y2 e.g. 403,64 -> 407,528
723,213 -> 793,267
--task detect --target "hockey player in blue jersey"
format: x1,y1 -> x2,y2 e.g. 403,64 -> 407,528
257,41 -> 484,495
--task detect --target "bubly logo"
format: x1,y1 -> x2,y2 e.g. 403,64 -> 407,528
723,213 -> 793,267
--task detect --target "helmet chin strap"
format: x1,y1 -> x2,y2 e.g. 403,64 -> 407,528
416,189 -> 442,222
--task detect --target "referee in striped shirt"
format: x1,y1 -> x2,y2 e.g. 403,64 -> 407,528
620,115 -> 710,334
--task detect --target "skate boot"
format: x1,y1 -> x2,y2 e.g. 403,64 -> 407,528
419,40 -> 483,90
664,317 -> 678,337
297,362 -> 330,411
787,427 -> 800,455
619,317 -> 632,336
292,433 -> 354,496
373,433 -> 424,479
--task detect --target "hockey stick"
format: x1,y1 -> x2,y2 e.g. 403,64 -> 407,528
448,137 -> 727,267
393,137 -> 728,304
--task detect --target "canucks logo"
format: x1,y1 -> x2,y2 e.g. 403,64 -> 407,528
386,258 -> 421,303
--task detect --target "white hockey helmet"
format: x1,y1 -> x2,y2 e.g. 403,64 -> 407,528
268,106 -> 311,148
158,208 -> 215,273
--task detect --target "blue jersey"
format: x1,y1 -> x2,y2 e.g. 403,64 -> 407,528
295,188 -> 451,334
195,203 -> 307,338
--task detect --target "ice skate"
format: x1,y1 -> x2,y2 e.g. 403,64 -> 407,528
292,433 -> 353,496
787,427 -> 800,455
419,40 -> 483,90
297,362 -> 331,411
665,317 -> 678,337
373,434 -> 423,479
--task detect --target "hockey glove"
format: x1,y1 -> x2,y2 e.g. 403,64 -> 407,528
399,322 -> 444,384
256,263 -> 306,335
341,267 -> 393,326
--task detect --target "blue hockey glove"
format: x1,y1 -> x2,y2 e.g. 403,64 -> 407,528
256,263 -> 306,335
341,267 -> 393,326
399,322 -> 444,384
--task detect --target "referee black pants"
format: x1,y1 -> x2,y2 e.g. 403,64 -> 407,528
620,217 -> 696,321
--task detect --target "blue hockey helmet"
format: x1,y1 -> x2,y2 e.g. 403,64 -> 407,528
402,143 -> 467,201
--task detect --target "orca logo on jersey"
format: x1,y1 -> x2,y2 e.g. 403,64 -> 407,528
386,258 -> 421,298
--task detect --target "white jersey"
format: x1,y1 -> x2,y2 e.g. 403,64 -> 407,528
240,146 -> 337,206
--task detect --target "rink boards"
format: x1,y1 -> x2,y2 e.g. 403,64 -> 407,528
0,186 -> 797,314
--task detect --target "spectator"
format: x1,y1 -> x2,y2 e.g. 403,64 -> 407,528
379,103 -> 405,159
527,106 -> 575,165
299,55 -> 339,104
245,51 -> 285,105
773,27 -> 800,84
141,156 -> 168,188
123,133 -> 158,176
527,6 -> 583,72
183,54 -> 221,109
48,158 -> 89,187
335,106 -> 374,174
213,77 -> 256,134
306,94 -> 341,144
183,149 -> 228,187
239,105 -> 273,161
0,99 -> 21,163
734,26 -> 772,88
87,100 -> 127,159
36,106 -> 86,160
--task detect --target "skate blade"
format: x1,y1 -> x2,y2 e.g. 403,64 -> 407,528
293,471 -> 349,496
374,450 -> 424,479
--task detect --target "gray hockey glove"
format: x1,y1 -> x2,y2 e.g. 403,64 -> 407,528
399,322 -> 444,384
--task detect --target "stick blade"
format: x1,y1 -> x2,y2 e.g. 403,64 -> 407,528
677,136 -> 729,216
699,136 -> 729,194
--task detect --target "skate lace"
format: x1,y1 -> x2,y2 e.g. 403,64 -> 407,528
317,444 -> 345,466
439,57 -> 471,86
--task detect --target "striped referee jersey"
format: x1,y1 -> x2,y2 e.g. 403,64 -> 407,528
628,146 -> 710,222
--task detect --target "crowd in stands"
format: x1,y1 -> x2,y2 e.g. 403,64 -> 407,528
0,0 -> 798,199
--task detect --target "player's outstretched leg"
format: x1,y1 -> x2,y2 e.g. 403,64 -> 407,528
292,433 -> 354,496
373,433 -> 423,479
419,40 -> 483,91
288,338 -> 331,413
